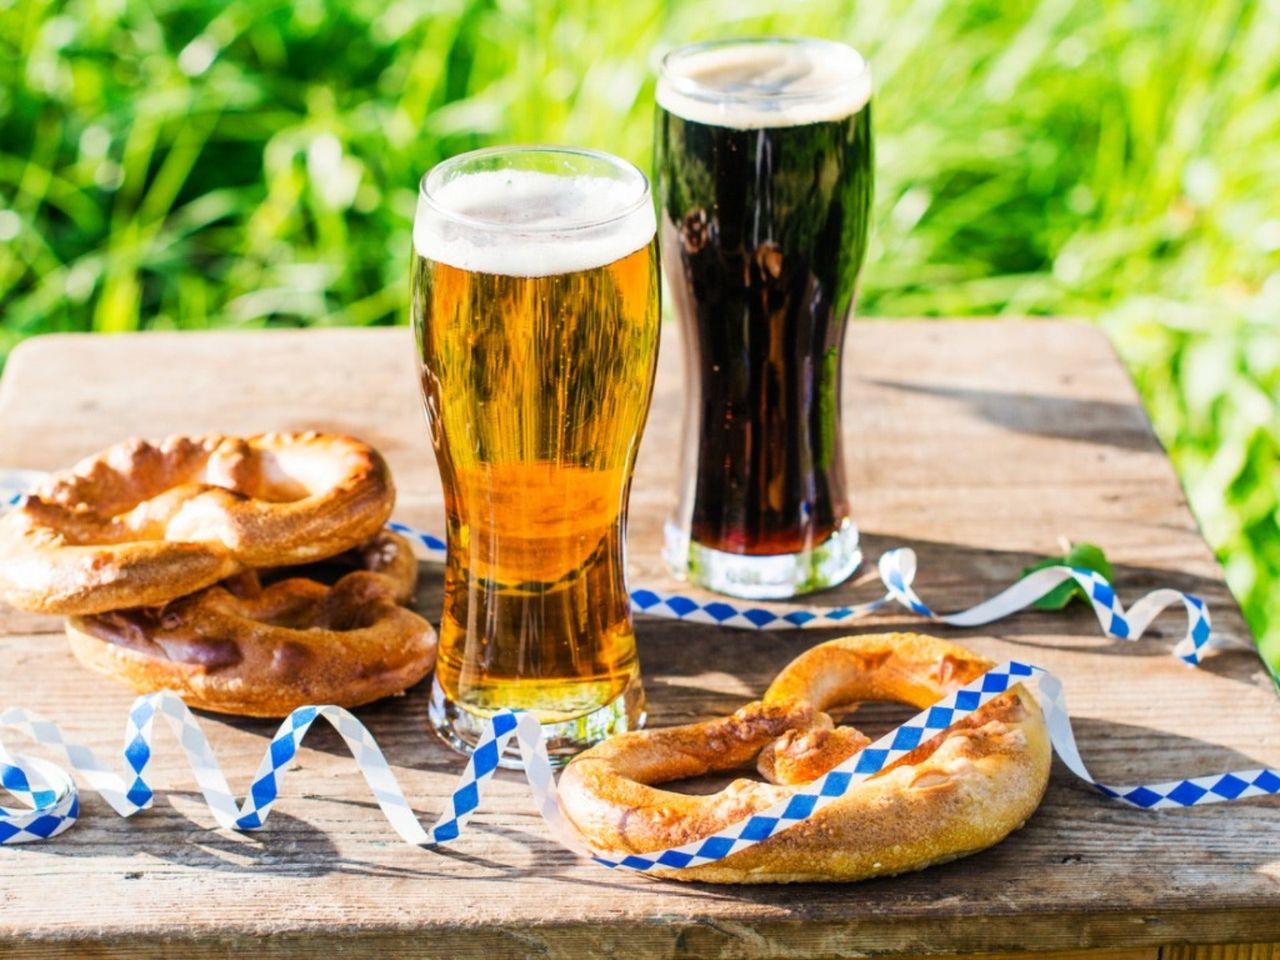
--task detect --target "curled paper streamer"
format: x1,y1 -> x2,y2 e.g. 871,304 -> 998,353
1,491 -> 1275,857
2,660 -> 1277,855
0,695 -> 589,853
387,520 -> 1232,665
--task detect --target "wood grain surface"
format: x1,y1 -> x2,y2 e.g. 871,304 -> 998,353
0,322 -> 1275,959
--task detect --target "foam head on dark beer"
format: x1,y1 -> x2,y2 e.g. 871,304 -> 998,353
657,38 -> 872,129
415,168 -> 656,278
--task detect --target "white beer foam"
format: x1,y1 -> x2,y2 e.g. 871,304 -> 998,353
657,40 -> 871,130
414,170 -> 655,277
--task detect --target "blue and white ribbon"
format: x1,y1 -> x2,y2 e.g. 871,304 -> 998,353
388,520 -> 1228,665
0,696 -> 590,852
1,487 -> 1275,860
3,659 -> 1276,857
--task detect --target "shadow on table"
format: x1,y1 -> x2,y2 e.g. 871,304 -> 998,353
866,378 -> 1158,452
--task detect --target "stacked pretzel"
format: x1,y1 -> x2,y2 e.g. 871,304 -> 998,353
0,434 -> 436,717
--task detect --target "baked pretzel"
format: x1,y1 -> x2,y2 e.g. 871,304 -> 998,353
0,433 -> 394,615
558,633 -> 1051,883
65,531 -> 436,717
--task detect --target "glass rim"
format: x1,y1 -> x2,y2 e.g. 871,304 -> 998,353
658,36 -> 870,106
417,144 -> 651,235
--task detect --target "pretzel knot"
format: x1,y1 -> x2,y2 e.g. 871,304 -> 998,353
65,531 -> 437,717
0,433 -> 395,614
558,633 -> 1051,883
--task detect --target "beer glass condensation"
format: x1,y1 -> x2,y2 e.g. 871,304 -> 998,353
411,146 -> 660,765
656,38 -> 874,599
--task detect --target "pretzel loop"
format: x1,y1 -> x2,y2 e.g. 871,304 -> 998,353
558,633 -> 1052,884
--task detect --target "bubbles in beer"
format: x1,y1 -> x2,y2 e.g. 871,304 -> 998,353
657,39 -> 871,129
414,170 -> 656,278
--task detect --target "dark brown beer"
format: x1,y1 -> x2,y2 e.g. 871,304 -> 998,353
657,38 -> 873,597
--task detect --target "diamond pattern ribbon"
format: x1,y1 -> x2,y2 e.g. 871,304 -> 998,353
3,659 -> 1276,857
388,520 -> 1231,665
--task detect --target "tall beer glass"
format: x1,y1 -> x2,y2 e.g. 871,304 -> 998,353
412,146 -> 659,765
656,38 -> 874,599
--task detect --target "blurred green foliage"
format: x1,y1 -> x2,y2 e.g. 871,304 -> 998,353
1,0 -> 1276,675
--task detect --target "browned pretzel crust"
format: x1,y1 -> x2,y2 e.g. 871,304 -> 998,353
0,433 -> 394,614
65,531 -> 436,717
557,633 -> 1051,883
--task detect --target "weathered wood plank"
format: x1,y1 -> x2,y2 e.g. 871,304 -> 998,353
0,322 -> 1275,958
0,938 -> 1169,960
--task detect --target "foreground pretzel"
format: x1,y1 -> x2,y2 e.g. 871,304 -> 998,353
558,633 -> 1051,883
0,433 -> 394,614
65,531 -> 436,717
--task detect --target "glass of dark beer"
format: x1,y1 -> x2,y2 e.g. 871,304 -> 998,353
656,37 -> 873,599
412,146 -> 660,765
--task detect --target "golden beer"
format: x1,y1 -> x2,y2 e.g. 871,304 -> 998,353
411,147 -> 659,764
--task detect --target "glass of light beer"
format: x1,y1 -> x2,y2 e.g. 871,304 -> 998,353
412,146 -> 659,765
656,37 -> 874,599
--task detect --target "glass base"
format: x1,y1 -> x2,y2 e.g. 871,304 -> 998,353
664,517 -> 862,600
427,673 -> 646,770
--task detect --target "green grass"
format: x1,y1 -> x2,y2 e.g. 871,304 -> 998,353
1,0 -> 1277,676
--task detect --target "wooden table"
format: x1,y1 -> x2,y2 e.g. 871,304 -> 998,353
0,322 -> 1276,959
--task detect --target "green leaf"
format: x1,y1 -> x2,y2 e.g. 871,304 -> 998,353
1021,543 -> 1115,611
